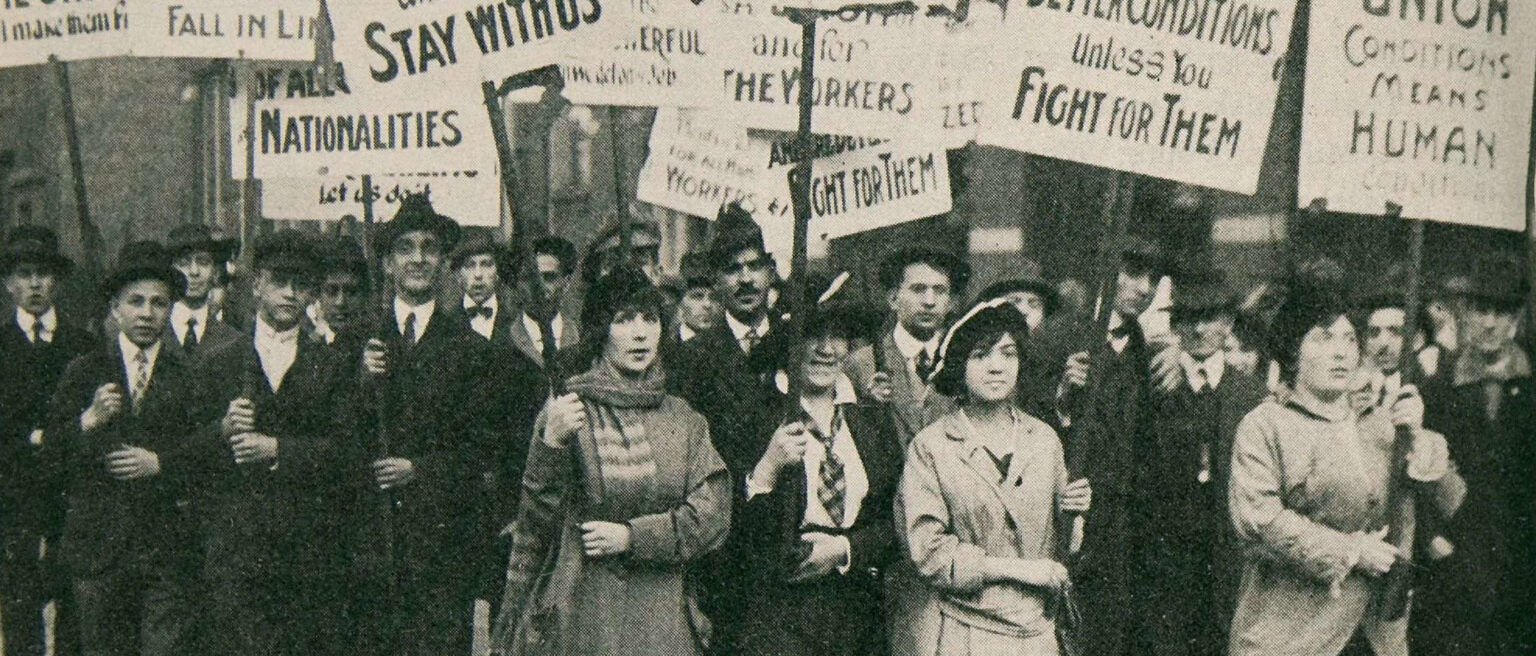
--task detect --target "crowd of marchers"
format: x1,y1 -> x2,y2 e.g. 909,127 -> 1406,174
0,196 -> 1531,656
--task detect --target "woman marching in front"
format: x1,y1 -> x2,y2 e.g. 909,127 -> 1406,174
734,278 -> 902,656
490,265 -> 731,656
897,300 -> 1092,656
1226,278 -> 1465,656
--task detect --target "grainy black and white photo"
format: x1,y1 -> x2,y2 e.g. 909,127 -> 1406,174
0,1 -> 1532,656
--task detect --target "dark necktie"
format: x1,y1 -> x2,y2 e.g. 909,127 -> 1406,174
742,326 -> 761,356
30,319 -> 44,345
985,449 -> 1013,484
402,312 -> 417,346
468,304 -> 493,320
538,317 -> 558,369
914,349 -> 935,382
184,317 -> 199,351
805,407 -> 847,526
1109,321 -> 1133,342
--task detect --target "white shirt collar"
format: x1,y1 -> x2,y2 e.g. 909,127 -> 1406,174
892,322 -> 940,361
118,333 -> 163,399
171,301 -> 209,328
725,311 -> 770,343
16,306 -> 57,341
774,371 -> 859,403
678,322 -> 697,342
254,315 -> 301,346
1181,350 -> 1226,392
464,294 -> 499,314
521,311 -> 565,343
394,296 -> 436,340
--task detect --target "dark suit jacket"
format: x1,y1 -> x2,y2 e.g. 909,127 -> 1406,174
44,339 -> 201,576
0,312 -> 94,533
350,306 -> 530,589
498,307 -> 580,371
668,320 -> 787,478
187,331 -> 359,580
843,328 -> 958,450
165,313 -> 241,364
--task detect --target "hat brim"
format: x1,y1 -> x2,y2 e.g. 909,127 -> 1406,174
102,266 -> 184,301
171,238 -> 239,263
1,250 -> 74,277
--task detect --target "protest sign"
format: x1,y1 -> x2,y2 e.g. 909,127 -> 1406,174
327,0 -> 620,95
1296,0 -> 1533,231
0,0 -> 130,68
707,3 -> 952,137
248,66 -> 496,179
555,0 -> 718,107
762,138 -> 952,239
130,0 -> 319,61
974,0 -> 1297,194
263,170 -> 501,226
635,108 -> 777,218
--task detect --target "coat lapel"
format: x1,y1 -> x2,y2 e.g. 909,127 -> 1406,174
506,313 -> 543,366
945,413 -> 1037,537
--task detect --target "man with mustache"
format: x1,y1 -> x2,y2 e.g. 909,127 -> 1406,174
186,231 -> 357,656
1358,292 -> 1444,406
1,225 -> 93,656
352,195 -> 533,656
668,202 -> 785,654
45,240 -> 200,656
1033,234 -> 1169,656
165,224 -> 241,359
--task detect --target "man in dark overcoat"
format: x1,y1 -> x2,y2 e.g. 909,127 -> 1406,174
1133,266 -> 1266,656
186,231 -> 359,656
1415,256 -> 1535,656
350,195 -> 532,656
1,225 -> 93,656
164,224 -> 241,359
44,241 -> 200,656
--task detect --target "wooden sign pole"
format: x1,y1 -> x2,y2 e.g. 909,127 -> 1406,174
50,57 -> 101,278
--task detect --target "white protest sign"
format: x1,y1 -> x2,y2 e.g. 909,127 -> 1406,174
328,0 -> 620,95
1296,1 -> 1533,231
974,0 -> 1297,194
262,170 -> 501,226
250,67 -> 496,178
762,139 -> 951,239
0,0 -> 130,68
708,3 -> 946,137
556,0 -> 718,107
231,62 -> 359,180
635,108 -> 777,218
130,0 -> 319,61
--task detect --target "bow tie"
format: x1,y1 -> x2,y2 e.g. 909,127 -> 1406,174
467,305 -> 493,319
1109,321 -> 1134,340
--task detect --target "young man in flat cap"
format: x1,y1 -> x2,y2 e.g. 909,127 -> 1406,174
186,231 -> 359,656
1132,265 -> 1265,656
165,224 -> 241,358
309,235 -> 371,349
1416,255 -> 1535,656
353,195 -> 538,656
44,241 -> 201,656
1,225 -> 93,656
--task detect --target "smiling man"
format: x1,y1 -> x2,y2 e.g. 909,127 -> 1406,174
1,225 -> 93,656
187,231 -> 357,656
45,241 -> 200,656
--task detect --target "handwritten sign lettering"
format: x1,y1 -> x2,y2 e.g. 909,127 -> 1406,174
263,171 -> 500,226
0,0 -> 130,68
132,0 -> 318,61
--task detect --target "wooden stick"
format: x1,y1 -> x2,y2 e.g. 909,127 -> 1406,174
609,106 -> 633,267
481,65 -> 562,253
781,9 -> 819,406
1380,207 -> 1423,621
239,56 -> 258,274
51,57 -> 101,280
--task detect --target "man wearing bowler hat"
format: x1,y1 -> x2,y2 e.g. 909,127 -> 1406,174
1,225 -> 93,656
352,195 -> 529,656
186,231 -> 359,656
165,224 -> 240,358
1132,264 -> 1265,656
44,240 -> 201,656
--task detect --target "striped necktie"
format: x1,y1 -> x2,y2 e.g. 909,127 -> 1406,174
132,351 -> 151,414
805,407 -> 847,526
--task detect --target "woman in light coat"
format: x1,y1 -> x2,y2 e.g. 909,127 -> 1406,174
1226,279 -> 1465,656
897,300 -> 1092,656
490,266 -> 731,656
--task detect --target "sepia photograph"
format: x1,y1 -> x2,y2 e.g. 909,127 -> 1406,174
0,1 -> 1532,656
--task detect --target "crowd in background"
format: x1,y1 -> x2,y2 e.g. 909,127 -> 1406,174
0,195 -> 1532,656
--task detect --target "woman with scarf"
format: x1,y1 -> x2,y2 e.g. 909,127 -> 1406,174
1226,277 -> 1466,656
490,265 -> 731,656
896,300 -> 1092,656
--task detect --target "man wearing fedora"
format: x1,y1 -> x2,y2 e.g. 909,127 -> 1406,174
1416,255 -> 1534,656
43,240 -> 201,656
352,195 -> 523,656
186,231 -> 360,656
1132,264 -> 1265,656
447,229 -> 548,619
2,225 -> 93,656
166,224 -> 240,359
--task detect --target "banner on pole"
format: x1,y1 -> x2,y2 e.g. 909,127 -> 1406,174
762,138 -> 952,240
556,0 -> 717,107
974,0 -> 1297,194
636,108 -> 777,218
130,0 -> 319,61
328,0 -> 621,95
1296,1 -> 1533,231
248,67 -> 496,179
263,170 -> 501,226
0,0 -> 131,68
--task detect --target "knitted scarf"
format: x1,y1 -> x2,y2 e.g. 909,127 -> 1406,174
564,358 -> 666,409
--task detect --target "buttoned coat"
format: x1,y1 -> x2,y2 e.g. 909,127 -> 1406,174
1226,399 -> 1466,656
896,410 -> 1069,656
0,312 -> 94,533
44,340 -> 201,576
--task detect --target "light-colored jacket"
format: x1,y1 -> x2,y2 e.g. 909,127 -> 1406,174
1227,398 -> 1465,656
896,409 -> 1068,656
